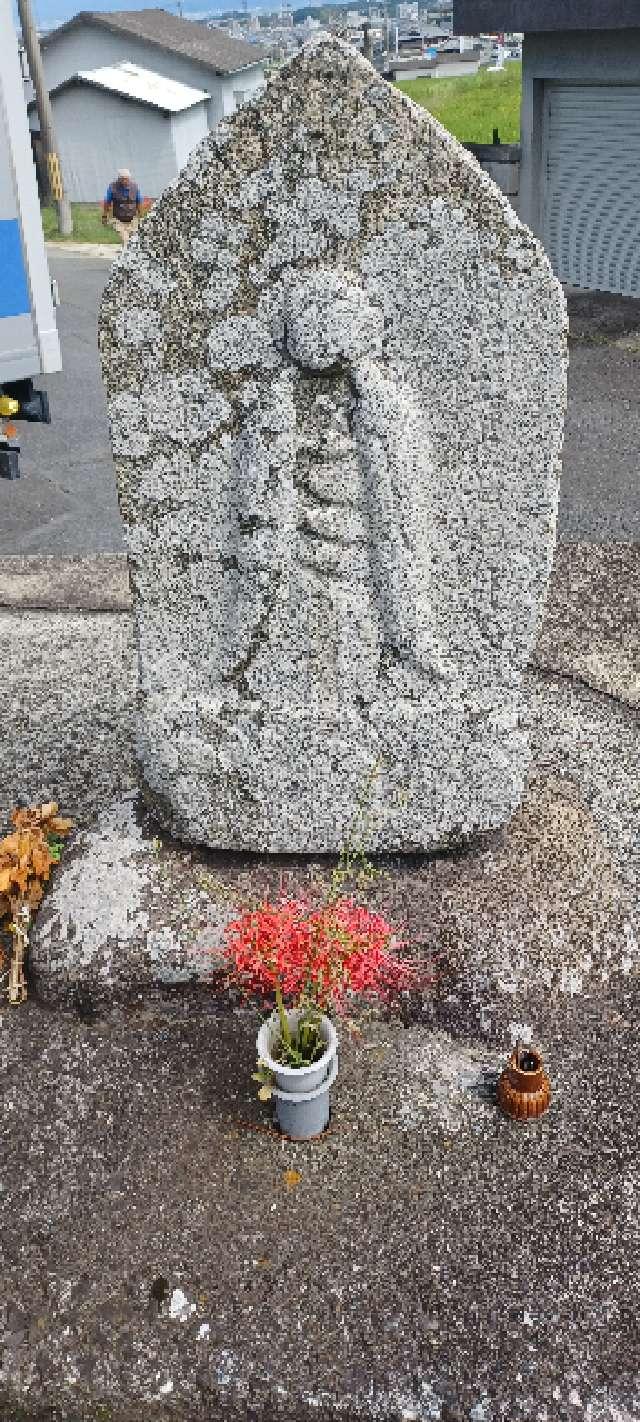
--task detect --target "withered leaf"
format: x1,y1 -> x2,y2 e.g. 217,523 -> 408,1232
27,881 -> 44,910
30,844 -> 52,879
1,832 -> 22,858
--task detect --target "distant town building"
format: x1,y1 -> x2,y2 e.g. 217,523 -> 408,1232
386,47 -> 481,79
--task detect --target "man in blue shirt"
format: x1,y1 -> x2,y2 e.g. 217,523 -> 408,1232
102,168 -> 142,245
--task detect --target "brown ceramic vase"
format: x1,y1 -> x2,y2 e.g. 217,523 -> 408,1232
497,1048 -> 551,1121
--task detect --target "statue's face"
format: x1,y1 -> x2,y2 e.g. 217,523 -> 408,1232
280,268 -> 384,373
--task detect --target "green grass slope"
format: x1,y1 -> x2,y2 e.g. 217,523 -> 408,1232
395,62 -> 521,145
41,203 -> 121,244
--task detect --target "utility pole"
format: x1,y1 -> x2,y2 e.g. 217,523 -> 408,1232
17,0 -> 72,236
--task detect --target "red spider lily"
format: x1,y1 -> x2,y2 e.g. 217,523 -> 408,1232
222,895 -> 423,1014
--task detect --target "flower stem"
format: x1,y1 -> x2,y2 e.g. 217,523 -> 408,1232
275,981 -> 291,1048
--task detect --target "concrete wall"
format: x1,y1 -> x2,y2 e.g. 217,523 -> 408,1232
392,56 -> 482,79
51,85 -> 178,201
433,56 -> 482,78
464,141 -> 521,215
42,24 -> 265,130
519,28 -> 640,236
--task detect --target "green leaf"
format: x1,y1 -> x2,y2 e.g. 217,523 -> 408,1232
47,835 -> 63,862
253,1060 -> 276,1100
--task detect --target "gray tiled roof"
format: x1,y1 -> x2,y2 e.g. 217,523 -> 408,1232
42,8 -> 267,75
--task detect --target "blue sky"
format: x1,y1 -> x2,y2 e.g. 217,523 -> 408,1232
26,0 -> 296,32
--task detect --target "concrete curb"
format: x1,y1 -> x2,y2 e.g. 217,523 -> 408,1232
46,240 -> 119,259
0,555 -> 131,610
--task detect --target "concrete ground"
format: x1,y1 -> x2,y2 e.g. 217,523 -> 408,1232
0,580 -> 639,1422
0,258 -> 639,1421
2,254 -> 640,552
0,544 -> 639,1422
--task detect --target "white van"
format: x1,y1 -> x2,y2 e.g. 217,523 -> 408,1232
0,0 -> 61,477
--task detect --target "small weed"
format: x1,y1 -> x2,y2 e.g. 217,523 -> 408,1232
197,872 -> 235,903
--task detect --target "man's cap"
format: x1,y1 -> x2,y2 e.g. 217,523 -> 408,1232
117,168 -> 132,179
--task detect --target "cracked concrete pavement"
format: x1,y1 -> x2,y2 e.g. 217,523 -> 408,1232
0,537 -> 638,1421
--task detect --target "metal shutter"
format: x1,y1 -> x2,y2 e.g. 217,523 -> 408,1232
542,83 -> 640,297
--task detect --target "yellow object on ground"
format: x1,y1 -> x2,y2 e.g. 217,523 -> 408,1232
46,152 -> 64,201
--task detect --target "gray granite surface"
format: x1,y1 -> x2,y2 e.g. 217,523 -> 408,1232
99,38 -> 566,854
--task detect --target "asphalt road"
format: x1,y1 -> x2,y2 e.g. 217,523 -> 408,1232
1,252 -> 122,556
2,252 -> 639,553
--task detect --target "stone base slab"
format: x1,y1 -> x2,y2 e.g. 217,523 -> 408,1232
1,945 -> 639,1421
27,773 -> 639,1049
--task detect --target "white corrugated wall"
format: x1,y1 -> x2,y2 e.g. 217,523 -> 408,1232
542,82 -> 640,297
52,85 -> 179,202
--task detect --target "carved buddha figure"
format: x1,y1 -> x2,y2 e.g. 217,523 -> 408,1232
222,268 -> 452,712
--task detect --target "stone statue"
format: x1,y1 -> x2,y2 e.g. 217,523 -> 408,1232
220,268 -> 451,709
99,38 -> 567,853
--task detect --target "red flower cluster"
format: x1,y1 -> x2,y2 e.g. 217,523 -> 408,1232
223,896 -> 421,1012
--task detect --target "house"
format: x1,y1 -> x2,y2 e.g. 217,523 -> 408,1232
32,8 -> 266,201
453,0 -> 640,297
32,62 -> 211,202
386,49 -> 483,81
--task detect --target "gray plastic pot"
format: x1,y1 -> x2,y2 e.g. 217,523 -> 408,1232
256,1009 -> 338,1140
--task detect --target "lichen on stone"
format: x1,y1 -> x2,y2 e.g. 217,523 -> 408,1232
99,37 -> 567,854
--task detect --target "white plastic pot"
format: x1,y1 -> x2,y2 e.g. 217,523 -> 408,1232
256,1009 -> 338,1140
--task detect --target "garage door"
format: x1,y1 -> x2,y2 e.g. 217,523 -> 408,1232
542,83 -> 640,297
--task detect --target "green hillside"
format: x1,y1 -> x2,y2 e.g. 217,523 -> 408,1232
395,62 -> 521,145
